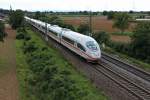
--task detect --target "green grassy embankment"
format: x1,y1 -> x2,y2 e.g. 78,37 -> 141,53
16,27 -> 107,100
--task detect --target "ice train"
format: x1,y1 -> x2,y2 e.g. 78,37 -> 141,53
25,16 -> 101,62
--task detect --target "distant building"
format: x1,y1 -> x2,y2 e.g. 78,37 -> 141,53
0,13 -> 5,19
145,16 -> 150,19
0,13 -> 5,21
136,18 -> 150,21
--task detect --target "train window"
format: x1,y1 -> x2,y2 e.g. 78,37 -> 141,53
62,36 -> 74,45
86,41 -> 98,52
42,26 -> 45,30
48,30 -> 51,33
32,22 -> 34,24
48,30 -> 57,36
77,43 -> 86,52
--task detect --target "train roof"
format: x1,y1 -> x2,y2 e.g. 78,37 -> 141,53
25,16 -> 96,45
62,30 -> 94,44
26,17 -> 45,26
48,25 -> 62,33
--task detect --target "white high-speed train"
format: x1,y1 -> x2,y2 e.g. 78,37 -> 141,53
25,16 -> 101,62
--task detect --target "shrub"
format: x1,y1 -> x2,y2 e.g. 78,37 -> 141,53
131,22 -> 150,62
17,27 -> 26,33
16,27 -> 31,40
107,11 -> 115,20
16,32 -> 25,39
108,41 -> 130,54
16,31 -> 31,40
93,31 -> 110,45
61,23 -> 75,31
0,21 -> 6,42
23,41 -> 38,54
113,13 -> 130,33
77,24 -> 90,35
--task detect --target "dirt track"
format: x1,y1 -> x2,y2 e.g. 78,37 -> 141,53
0,24 -> 18,100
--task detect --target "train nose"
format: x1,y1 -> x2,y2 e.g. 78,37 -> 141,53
91,52 -> 101,58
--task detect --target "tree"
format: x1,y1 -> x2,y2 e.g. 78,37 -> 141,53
61,24 -> 75,31
129,10 -> 134,14
131,22 -> 150,62
77,24 -> 90,35
34,11 -> 48,20
34,11 -> 41,20
113,13 -> 130,33
93,31 -> 110,48
102,11 -> 108,16
9,10 -> 24,29
0,21 -> 6,42
49,15 -> 63,25
107,11 -> 115,20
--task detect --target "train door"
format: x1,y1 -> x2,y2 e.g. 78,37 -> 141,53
58,30 -> 63,43
74,41 -> 77,47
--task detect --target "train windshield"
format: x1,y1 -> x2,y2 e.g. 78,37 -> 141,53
86,41 -> 98,51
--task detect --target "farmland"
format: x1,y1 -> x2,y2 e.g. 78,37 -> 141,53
60,16 -> 135,43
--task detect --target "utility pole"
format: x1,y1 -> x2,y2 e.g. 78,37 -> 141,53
10,5 -> 12,11
89,10 -> 92,36
45,22 -> 48,41
9,5 -> 13,15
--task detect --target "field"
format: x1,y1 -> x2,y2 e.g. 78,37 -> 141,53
60,16 -> 135,43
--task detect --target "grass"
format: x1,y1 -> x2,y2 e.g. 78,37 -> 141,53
16,39 -> 30,100
111,31 -> 134,36
16,28 -> 108,100
104,47 -> 150,72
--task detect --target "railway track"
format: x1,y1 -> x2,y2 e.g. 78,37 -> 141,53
31,26 -> 150,100
95,61 -> 150,100
102,52 -> 150,82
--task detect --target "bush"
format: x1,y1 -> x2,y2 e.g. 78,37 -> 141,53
60,23 -> 75,31
17,27 -> 26,33
107,41 -> 130,54
77,24 -> 90,35
49,16 -> 63,25
0,21 -> 6,41
23,41 -> 39,54
113,13 -> 130,33
102,11 -> 108,16
107,11 -> 115,20
93,31 -> 110,45
131,22 -> 150,62
16,32 -> 25,39
16,27 -> 31,40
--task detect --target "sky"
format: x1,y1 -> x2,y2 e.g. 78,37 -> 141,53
0,0 -> 150,11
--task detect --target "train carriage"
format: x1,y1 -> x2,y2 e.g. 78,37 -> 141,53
25,16 -> 101,62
